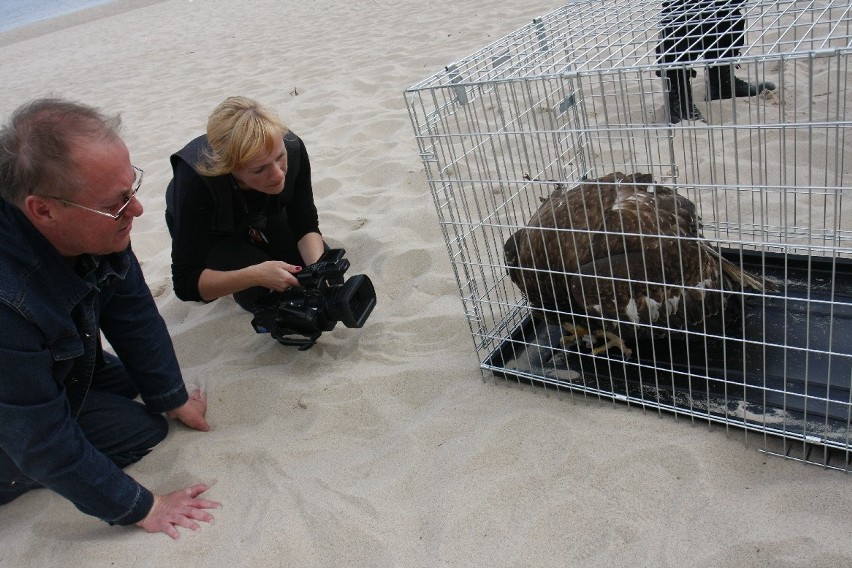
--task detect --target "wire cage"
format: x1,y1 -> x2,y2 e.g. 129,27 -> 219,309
405,0 -> 852,469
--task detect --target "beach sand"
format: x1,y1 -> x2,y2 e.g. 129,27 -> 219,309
1,1 -> 851,566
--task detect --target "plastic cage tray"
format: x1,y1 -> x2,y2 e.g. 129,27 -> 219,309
487,251 -> 852,447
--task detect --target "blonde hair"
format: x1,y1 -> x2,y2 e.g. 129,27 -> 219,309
199,96 -> 288,177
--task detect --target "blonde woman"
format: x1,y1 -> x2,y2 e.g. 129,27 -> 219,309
166,96 -> 326,312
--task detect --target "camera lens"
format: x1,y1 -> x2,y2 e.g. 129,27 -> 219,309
325,274 -> 376,328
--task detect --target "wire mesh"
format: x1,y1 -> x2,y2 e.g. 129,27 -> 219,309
406,0 -> 852,469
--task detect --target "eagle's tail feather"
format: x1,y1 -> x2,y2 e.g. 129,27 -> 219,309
698,242 -> 773,292
718,254 -> 773,292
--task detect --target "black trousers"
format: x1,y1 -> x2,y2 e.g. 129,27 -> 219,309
657,0 -> 747,63
206,237 -> 306,311
206,208 -> 308,312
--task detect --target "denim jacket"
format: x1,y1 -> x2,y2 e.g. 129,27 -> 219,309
0,200 -> 188,525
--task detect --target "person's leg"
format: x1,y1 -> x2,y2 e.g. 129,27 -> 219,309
0,354 -> 167,504
706,63 -> 776,100
0,452 -> 40,505
207,211 -> 308,311
206,237 -> 284,311
74,353 -> 168,469
657,1 -> 703,123
703,4 -> 775,100
663,68 -> 703,124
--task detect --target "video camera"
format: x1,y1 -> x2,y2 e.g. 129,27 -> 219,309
250,249 -> 376,350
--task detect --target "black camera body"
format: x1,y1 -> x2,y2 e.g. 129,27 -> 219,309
251,249 -> 376,349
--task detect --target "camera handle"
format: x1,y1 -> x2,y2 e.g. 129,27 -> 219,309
271,329 -> 323,351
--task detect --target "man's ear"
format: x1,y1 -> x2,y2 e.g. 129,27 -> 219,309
22,195 -> 59,226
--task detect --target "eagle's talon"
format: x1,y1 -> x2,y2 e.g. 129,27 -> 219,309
560,322 -> 588,349
590,330 -> 633,359
562,324 -> 633,358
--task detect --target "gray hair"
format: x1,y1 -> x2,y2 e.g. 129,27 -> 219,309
0,98 -> 122,205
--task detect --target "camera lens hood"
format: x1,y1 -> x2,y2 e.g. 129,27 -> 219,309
330,273 -> 376,328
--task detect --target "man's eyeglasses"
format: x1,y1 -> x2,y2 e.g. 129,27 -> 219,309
42,165 -> 143,220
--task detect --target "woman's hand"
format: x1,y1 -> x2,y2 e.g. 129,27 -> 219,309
251,260 -> 301,291
198,262 -> 302,301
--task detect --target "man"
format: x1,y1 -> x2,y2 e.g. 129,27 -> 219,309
0,98 -> 220,538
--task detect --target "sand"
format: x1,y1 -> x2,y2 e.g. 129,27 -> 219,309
1,1 -> 851,566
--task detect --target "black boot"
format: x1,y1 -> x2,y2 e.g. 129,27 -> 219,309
706,64 -> 776,100
663,69 -> 703,124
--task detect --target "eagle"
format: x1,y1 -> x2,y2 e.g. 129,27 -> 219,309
503,172 -> 771,357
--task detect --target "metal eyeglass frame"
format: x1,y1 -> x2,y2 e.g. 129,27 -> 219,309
43,165 -> 144,220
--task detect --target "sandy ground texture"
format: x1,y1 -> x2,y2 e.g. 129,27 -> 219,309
0,1 -> 850,566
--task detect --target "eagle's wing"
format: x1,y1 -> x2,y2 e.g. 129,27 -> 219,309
567,179 -> 727,332
505,171 -> 772,356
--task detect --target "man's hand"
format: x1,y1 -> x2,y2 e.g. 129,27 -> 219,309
136,484 -> 221,539
166,388 -> 209,431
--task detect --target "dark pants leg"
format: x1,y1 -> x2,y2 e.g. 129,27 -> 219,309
206,208 -> 312,311
0,454 -> 39,505
207,236 -> 306,312
0,353 -> 168,505
72,353 -> 169,469
656,0 -> 748,121
662,68 -> 703,123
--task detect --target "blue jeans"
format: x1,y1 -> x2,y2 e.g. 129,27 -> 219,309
0,353 -> 168,505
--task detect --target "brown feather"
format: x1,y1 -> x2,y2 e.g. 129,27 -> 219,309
505,172 -> 770,350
